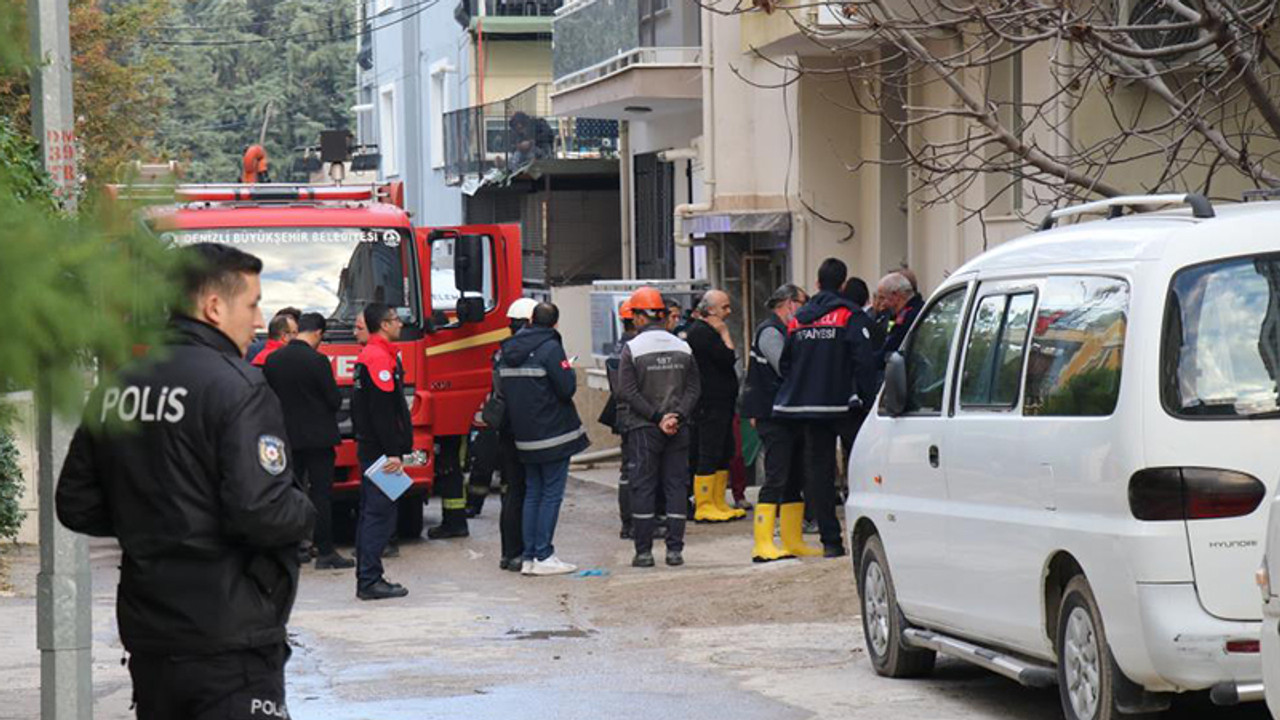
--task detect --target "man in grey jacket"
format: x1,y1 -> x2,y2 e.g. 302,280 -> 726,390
616,287 -> 701,568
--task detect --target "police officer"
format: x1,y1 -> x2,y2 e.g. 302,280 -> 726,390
352,302 -> 413,600
773,258 -> 878,558
56,243 -> 315,720
742,283 -> 808,562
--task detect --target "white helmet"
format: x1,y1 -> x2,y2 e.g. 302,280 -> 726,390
506,297 -> 538,321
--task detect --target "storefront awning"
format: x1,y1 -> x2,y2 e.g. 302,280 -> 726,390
685,211 -> 792,236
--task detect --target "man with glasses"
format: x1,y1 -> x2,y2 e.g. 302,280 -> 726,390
351,303 -> 413,600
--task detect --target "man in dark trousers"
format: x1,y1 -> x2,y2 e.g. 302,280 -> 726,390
601,299 -> 638,539
56,243 -> 315,720
500,302 -> 591,575
742,283 -> 808,562
616,286 -> 701,568
773,258 -> 878,558
485,296 -> 536,570
249,306 -> 300,365
686,289 -> 745,523
352,302 -> 413,600
264,312 -> 354,570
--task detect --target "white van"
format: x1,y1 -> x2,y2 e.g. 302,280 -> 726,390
846,194 -> 1276,720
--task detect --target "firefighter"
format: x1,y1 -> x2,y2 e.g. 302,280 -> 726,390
427,434 -> 469,539
742,283 -> 808,562
615,287 -> 701,568
772,259 -> 877,558
352,302 -> 414,599
488,297 -> 538,569
56,243 -> 315,719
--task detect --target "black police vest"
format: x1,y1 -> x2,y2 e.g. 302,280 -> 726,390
741,315 -> 787,420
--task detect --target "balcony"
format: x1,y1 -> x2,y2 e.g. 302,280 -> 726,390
443,82 -> 619,187
740,1 -> 951,57
549,0 -> 702,120
454,0 -> 564,36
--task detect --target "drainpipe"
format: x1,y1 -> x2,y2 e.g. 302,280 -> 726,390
619,120 -> 634,278
669,4 -> 715,249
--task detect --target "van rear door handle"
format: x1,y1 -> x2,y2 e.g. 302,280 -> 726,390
928,445 -> 940,468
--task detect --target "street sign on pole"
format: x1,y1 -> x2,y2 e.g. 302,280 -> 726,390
27,1 -> 92,719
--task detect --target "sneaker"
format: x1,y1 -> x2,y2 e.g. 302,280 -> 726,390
632,552 -> 655,568
530,556 -> 577,576
665,550 -> 684,567
314,552 -> 355,570
357,580 -> 409,601
520,560 -> 535,575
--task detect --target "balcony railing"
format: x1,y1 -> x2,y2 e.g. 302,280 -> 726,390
552,0 -> 702,92
443,82 -> 619,185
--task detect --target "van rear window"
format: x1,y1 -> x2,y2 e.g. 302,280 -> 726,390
1023,277 -> 1129,416
1162,254 -> 1280,419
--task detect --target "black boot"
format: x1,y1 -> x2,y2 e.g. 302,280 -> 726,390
358,580 -> 409,600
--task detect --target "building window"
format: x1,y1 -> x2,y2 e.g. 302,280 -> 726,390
429,60 -> 451,170
985,54 -> 1023,215
379,83 -> 398,177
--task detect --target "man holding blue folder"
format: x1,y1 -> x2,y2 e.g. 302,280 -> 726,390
352,302 -> 414,600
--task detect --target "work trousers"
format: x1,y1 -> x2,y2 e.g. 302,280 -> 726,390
522,457 -> 570,562
756,419 -> 805,505
356,456 -> 397,590
292,447 -> 336,556
799,422 -> 843,549
467,427 -> 499,514
434,435 -> 467,530
627,425 -> 690,554
497,431 -> 526,561
694,405 -> 735,476
128,643 -> 289,720
617,432 -> 633,531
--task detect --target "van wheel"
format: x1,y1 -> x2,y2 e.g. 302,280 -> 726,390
858,535 -> 935,678
1057,576 -> 1122,720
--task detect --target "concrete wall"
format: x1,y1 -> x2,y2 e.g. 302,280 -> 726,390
469,40 -> 554,106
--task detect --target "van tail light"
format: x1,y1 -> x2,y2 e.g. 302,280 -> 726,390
1225,639 -> 1260,654
1128,468 -> 1265,521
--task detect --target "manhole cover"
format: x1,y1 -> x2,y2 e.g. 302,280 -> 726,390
710,646 -> 856,669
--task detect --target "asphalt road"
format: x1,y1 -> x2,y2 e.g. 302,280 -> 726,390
0,465 -> 1271,719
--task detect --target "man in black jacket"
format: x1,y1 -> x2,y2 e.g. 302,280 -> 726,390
56,243 -> 315,720
685,289 -> 745,523
352,302 -> 414,600
774,258 -> 878,558
264,312 -> 353,570
877,271 -> 924,368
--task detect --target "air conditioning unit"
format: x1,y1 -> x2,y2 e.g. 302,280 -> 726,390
1113,0 -> 1228,71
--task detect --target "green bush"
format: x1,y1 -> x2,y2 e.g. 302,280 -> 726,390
0,425 -> 24,542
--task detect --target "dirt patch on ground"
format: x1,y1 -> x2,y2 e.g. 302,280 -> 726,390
578,551 -> 860,631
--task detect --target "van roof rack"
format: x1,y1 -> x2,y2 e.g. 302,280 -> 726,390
1038,193 -> 1214,231
1242,188 -> 1280,202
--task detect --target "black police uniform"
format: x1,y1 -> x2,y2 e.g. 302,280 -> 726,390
56,316 -> 315,720
351,336 -> 414,592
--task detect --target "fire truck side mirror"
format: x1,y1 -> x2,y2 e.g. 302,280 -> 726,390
454,234 -> 485,295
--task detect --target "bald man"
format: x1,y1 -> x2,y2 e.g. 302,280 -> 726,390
685,290 -> 746,522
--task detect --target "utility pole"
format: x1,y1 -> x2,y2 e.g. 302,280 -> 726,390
28,0 -> 92,718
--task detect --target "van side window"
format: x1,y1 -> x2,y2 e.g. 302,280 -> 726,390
1023,276 -> 1129,416
903,288 -> 967,414
960,292 -> 1035,408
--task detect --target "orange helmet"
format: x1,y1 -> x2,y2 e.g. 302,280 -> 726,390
618,299 -> 634,320
629,286 -> 665,311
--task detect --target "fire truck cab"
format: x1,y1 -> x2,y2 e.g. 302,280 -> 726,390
134,182 -> 522,537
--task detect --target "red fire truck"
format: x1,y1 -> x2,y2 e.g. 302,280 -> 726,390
129,181 -> 521,537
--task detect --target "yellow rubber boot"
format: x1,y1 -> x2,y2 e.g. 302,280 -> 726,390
779,503 -> 822,557
714,470 -> 747,519
752,503 -> 793,563
694,475 -> 734,522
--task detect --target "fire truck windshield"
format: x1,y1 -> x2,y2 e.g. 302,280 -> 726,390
158,227 -> 417,333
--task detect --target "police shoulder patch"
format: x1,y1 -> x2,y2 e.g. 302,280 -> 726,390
258,435 -> 288,476
378,369 -> 392,383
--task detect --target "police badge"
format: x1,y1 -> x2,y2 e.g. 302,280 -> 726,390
258,435 -> 288,476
